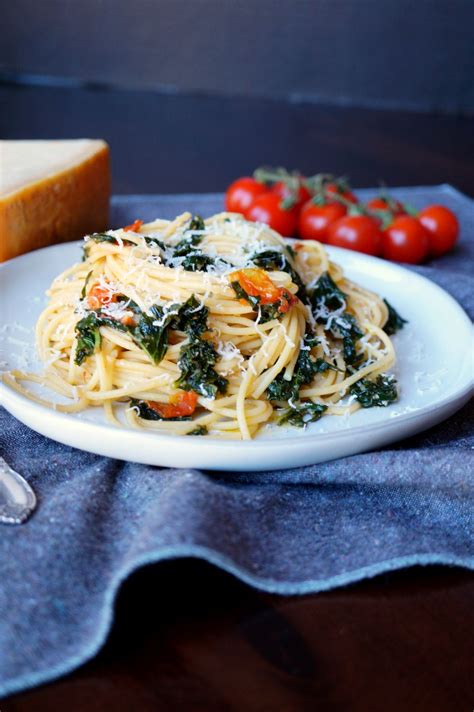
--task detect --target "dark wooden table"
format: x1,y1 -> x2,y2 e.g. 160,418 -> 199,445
1,84 -> 473,711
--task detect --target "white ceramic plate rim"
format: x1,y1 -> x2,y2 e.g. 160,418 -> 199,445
1,241 -> 472,470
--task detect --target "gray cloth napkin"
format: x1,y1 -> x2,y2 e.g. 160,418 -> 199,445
0,186 -> 473,699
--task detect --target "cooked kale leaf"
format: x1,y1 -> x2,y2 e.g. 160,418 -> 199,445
87,233 -> 134,246
75,299 -> 168,366
330,314 -> 364,365
188,215 -> 206,232
75,313 -> 103,365
383,299 -> 408,335
131,310 -> 170,364
308,273 -> 363,365
267,335 -> 337,402
80,271 -> 93,300
186,425 -> 209,436
168,295 -> 208,338
143,236 -> 167,251
249,249 -> 307,302
175,339 -> 228,398
277,402 -> 327,427
349,374 -> 398,407
170,216 -> 218,272
310,272 -> 346,313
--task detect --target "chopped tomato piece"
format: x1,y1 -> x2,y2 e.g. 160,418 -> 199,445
123,219 -> 144,233
231,268 -> 281,304
230,268 -> 298,313
277,289 -> 298,314
146,391 -> 198,419
120,314 -> 136,327
87,282 -> 118,310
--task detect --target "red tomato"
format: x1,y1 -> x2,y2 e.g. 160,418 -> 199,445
325,183 -> 358,205
246,193 -> 298,236
87,282 -> 118,310
147,391 -> 198,419
327,215 -> 382,256
298,201 -> 347,242
231,268 -> 298,312
382,216 -> 429,264
225,177 -> 268,215
366,197 -> 405,216
123,219 -> 144,232
271,180 -> 311,210
418,205 -> 459,257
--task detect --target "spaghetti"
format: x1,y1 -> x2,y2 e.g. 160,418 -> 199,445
5,212 -> 404,440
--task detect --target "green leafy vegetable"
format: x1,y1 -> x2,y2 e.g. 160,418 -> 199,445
349,374 -> 398,407
75,313 -> 103,365
277,402 -> 327,427
80,271 -> 93,300
131,309 -> 170,364
143,236 -> 166,251
168,295 -> 208,338
175,339 -> 228,398
82,232 -> 134,260
75,299 -> 168,366
330,314 -> 364,365
267,335 -> 337,401
310,272 -> 346,313
87,233 -> 134,246
249,249 -> 307,301
186,425 -> 209,436
309,273 -> 363,365
171,215 -> 217,272
383,299 -> 408,335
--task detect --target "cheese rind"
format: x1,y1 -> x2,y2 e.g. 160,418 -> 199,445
0,140 -> 110,262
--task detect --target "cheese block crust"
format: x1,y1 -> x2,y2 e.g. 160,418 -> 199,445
0,142 -> 110,262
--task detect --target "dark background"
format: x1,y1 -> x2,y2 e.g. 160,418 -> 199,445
1,0 -> 473,195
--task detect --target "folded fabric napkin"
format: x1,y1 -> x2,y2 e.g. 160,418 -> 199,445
0,186 -> 473,698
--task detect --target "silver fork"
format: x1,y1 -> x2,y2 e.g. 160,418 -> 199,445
0,456 -> 37,524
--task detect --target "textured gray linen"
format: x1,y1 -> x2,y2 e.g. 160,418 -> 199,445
0,186 -> 472,698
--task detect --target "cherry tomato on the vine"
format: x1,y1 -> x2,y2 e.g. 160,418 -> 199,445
225,177 -> 268,215
418,205 -> 459,257
247,193 -> 298,236
382,216 -> 429,264
298,201 -> 347,242
271,181 -> 311,210
325,183 -> 358,205
366,197 -> 405,216
327,215 -> 382,256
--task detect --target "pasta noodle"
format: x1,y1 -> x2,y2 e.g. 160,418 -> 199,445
5,212 -> 402,439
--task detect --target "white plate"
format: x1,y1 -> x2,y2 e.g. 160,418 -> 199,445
1,242 -> 472,471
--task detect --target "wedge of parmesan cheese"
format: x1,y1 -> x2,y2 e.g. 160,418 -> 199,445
0,139 -> 110,261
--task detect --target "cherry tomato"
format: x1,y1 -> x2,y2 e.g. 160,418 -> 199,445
418,205 -> 459,257
225,177 -> 268,215
298,201 -> 346,242
123,219 -> 144,232
146,391 -> 198,419
271,181 -> 311,210
382,216 -> 429,264
327,215 -> 382,256
231,268 -> 298,312
366,197 -> 405,216
246,193 -> 298,236
325,183 -> 358,205
87,282 -> 118,310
